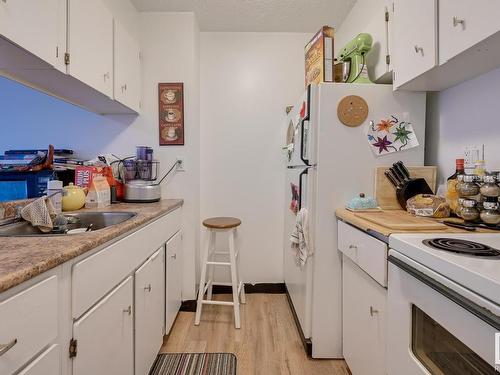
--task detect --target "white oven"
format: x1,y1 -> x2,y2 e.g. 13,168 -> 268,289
387,249 -> 500,375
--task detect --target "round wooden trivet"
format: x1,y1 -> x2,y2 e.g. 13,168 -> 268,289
337,95 -> 369,127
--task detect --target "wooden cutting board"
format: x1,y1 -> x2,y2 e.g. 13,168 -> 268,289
374,166 -> 437,210
354,210 -> 447,230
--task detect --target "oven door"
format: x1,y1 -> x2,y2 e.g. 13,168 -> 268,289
387,250 -> 500,375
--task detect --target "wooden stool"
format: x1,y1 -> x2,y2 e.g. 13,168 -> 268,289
195,217 -> 246,328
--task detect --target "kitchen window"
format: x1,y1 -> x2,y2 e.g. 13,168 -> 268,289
411,305 -> 496,375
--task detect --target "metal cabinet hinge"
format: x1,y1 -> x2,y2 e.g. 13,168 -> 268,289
69,338 -> 77,358
64,52 -> 70,65
386,55 -> 391,65
385,10 -> 389,22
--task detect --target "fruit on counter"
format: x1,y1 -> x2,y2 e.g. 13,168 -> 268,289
62,183 -> 86,211
446,158 -> 464,214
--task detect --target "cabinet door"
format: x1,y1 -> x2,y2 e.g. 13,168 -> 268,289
18,344 -> 60,375
342,256 -> 386,375
392,0 -> 437,88
166,230 -> 182,333
439,0 -> 500,64
68,0 -> 113,97
73,276 -> 133,375
135,248 -> 165,375
0,0 -> 64,69
114,20 -> 141,113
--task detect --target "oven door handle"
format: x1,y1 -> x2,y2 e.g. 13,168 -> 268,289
388,255 -> 500,331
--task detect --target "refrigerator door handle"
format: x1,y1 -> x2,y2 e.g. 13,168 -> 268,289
298,167 -> 309,210
300,85 -> 312,166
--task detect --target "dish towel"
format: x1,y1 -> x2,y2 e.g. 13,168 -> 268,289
21,196 -> 56,233
290,208 -> 313,267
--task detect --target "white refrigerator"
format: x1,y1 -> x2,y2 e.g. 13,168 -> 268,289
283,83 -> 426,358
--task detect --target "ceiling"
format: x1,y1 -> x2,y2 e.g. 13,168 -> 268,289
130,0 -> 356,32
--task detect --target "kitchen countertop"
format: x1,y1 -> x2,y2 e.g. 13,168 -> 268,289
0,199 -> 183,294
335,208 -> 497,241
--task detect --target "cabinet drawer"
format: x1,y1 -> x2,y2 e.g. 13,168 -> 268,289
72,208 -> 181,318
0,276 -> 58,375
18,344 -> 60,375
337,220 -> 388,287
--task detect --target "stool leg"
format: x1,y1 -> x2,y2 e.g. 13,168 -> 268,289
229,229 -> 241,329
207,232 -> 215,301
235,228 -> 245,304
195,229 -> 212,326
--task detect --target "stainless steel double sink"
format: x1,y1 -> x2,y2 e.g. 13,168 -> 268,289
0,212 -> 136,237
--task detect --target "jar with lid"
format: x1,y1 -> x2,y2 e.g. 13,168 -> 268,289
460,199 -> 480,222
479,174 -> 500,198
457,175 -> 480,197
480,200 -> 500,225
456,197 -> 467,218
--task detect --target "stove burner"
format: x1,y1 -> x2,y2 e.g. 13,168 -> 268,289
422,238 -> 500,257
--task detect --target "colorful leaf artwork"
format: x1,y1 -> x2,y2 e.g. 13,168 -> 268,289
366,115 -> 419,156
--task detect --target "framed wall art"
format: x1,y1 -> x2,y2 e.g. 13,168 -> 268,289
159,82 -> 184,145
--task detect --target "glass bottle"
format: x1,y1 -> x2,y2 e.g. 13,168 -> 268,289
446,159 -> 465,214
479,174 -> 500,198
460,199 -> 480,222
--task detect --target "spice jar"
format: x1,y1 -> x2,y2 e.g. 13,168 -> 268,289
460,199 -> 480,222
456,197 -> 467,218
457,175 -> 480,197
480,201 -> 500,225
479,174 -> 500,198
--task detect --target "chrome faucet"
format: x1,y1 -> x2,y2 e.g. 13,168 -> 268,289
0,206 -> 23,227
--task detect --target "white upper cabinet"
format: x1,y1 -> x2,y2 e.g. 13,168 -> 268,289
439,0 -> 500,64
68,0 -> 114,98
392,0 -> 437,88
114,20 -> 141,113
0,0 -> 65,70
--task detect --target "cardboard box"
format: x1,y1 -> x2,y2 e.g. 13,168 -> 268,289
305,26 -> 334,87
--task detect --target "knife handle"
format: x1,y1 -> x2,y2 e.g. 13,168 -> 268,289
396,161 -> 411,179
393,163 -> 410,182
385,170 -> 400,188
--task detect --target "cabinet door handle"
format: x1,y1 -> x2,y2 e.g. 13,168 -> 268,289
370,306 -> 379,317
453,16 -> 465,27
414,45 -> 423,54
348,244 -> 357,250
123,306 -> 132,315
144,284 -> 152,292
171,253 -> 177,260
0,339 -> 17,356
104,72 -> 110,81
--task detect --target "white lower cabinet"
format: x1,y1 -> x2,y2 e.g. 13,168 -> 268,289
165,230 -> 183,334
18,344 -> 60,375
342,256 -> 386,375
135,247 -> 166,375
72,276 -> 134,375
0,275 -> 58,375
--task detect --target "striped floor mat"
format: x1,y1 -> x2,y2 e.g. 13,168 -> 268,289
149,353 -> 237,375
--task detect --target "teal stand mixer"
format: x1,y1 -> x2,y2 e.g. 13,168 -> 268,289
338,33 -> 373,83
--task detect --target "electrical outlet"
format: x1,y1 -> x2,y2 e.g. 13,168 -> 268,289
176,157 -> 185,172
464,145 -> 482,168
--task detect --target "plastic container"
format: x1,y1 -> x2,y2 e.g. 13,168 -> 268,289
47,180 -> 63,214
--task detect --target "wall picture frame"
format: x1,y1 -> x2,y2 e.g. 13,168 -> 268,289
159,82 -> 184,146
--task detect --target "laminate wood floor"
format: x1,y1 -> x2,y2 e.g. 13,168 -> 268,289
160,294 -> 350,375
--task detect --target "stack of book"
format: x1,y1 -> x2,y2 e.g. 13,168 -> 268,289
2,149 -> 88,171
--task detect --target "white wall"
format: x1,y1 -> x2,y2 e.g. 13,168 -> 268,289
0,11 -> 200,300
200,32 -> 310,283
426,66 -> 500,184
